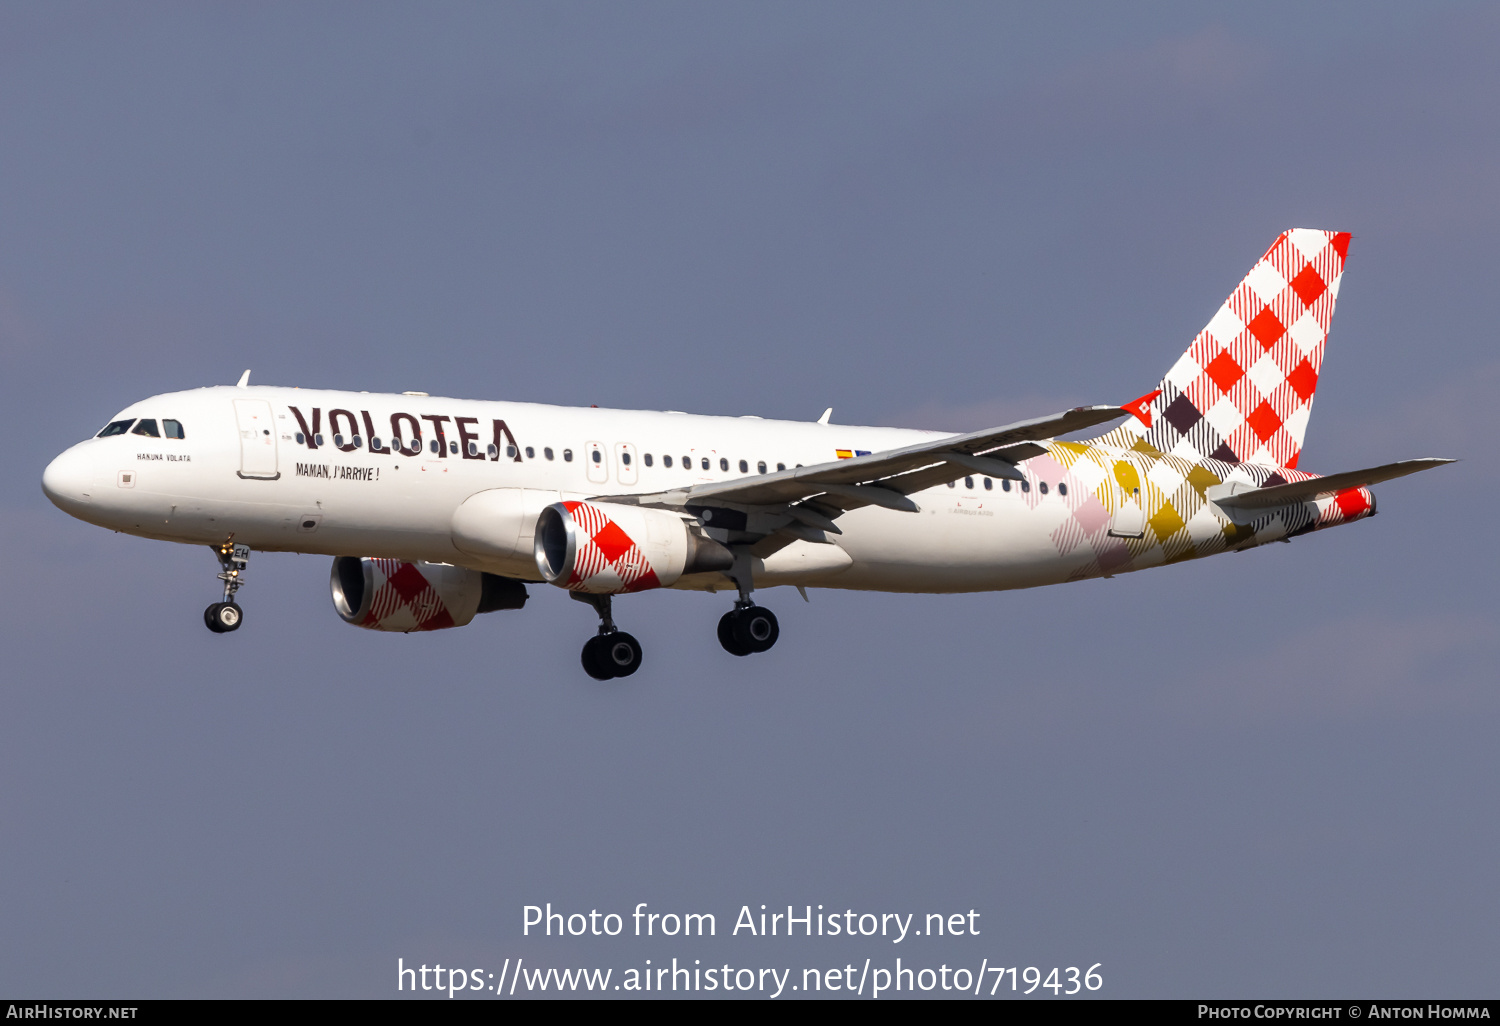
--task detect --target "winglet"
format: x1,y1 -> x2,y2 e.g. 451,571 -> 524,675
236,370 -> 251,388
817,408 -> 832,425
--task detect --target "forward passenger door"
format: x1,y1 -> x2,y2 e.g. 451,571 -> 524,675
233,399 -> 280,480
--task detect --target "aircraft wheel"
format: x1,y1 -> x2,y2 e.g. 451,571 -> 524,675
581,636 -> 615,680
582,632 -> 642,680
205,602 -> 242,633
732,605 -> 779,653
604,632 -> 642,677
717,610 -> 753,657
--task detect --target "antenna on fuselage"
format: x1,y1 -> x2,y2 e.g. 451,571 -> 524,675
817,408 -> 832,425
236,370 -> 251,388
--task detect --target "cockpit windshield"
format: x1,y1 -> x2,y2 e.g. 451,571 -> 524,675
96,417 -> 185,439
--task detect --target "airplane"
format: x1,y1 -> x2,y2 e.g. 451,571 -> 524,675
41,229 -> 1451,680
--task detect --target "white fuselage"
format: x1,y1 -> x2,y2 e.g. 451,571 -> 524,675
41,385 -> 1105,594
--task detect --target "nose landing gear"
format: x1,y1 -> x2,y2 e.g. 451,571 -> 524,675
204,540 -> 249,634
570,592 -> 642,680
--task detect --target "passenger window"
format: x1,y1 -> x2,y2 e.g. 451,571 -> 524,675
701,458 -> 709,470
449,441 -> 458,454
983,477 -> 992,490
1058,483 -> 1068,496
525,446 -> 535,459
563,449 -> 574,462
685,456 -> 693,469
757,461 -> 767,474
163,419 -> 185,439
468,441 -> 478,456
353,435 -> 363,449
621,451 -> 631,466
507,445 -> 517,458
592,450 -> 602,464
334,434 -> 346,447
429,439 -> 440,454
97,419 -> 135,437
964,476 -> 974,490
719,458 -> 729,472
296,433 -> 306,445
1021,480 -> 1031,492
544,447 -> 554,461
738,459 -> 748,473
644,453 -> 654,467
487,444 -> 498,458
1002,479 -> 1011,492
131,419 -> 161,437
663,455 -> 673,468
1039,481 -> 1049,495
947,480 -> 956,489
777,463 -> 785,472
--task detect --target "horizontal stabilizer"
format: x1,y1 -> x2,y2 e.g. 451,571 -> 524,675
1210,458 -> 1455,511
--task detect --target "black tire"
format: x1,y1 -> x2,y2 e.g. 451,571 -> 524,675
604,632 -> 642,678
204,603 -> 226,633
581,636 -> 615,680
731,606 -> 778,653
718,610 -> 753,656
212,602 -> 243,632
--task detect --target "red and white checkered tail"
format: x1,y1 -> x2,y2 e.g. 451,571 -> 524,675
1096,229 -> 1351,470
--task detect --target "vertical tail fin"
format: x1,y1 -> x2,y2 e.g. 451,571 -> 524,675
1095,229 -> 1350,469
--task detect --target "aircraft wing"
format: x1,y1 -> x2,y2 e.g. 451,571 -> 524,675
1209,458 -> 1456,511
613,405 -> 1127,517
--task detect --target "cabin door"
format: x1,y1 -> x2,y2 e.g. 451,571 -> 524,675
233,399 -> 280,480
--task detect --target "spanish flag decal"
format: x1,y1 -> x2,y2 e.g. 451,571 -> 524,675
836,449 -> 853,459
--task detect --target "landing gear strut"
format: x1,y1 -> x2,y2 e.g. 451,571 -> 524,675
570,592 -> 642,680
717,547 -> 779,657
204,539 -> 249,634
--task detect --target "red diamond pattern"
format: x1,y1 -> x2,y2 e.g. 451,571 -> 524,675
590,519 -> 634,563
1335,487 -> 1371,518
1288,264 -> 1327,307
1246,306 -> 1285,349
1246,401 -> 1283,442
1287,359 -> 1319,402
1204,350 -> 1245,394
386,562 -> 432,601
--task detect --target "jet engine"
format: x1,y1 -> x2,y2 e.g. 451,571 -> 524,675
330,556 -> 527,632
534,501 -> 732,594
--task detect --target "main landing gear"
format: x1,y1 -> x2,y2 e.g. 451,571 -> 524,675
571,592 -> 642,681
717,548 -> 779,657
717,603 -> 779,656
204,539 -> 250,634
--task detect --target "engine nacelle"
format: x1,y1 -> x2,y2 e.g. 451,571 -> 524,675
534,501 -> 732,594
330,556 -> 527,632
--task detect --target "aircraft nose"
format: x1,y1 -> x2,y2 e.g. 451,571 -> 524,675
42,444 -> 98,512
